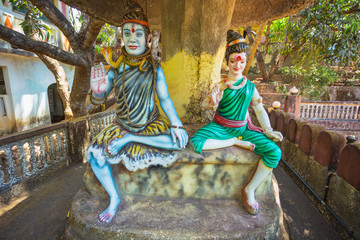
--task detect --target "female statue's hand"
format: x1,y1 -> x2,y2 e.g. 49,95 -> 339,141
264,130 -> 283,142
210,84 -> 223,106
90,63 -> 109,95
170,128 -> 188,149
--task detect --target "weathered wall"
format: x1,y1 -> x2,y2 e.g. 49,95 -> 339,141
161,0 -> 236,122
0,52 -> 75,133
270,109 -> 360,239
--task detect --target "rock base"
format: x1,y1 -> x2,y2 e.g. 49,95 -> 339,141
64,177 -> 281,240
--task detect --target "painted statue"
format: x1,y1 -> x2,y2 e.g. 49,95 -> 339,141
85,3 -> 188,223
191,30 -> 283,215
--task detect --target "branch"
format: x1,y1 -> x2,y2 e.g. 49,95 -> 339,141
0,25 -> 87,67
78,15 -> 104,48
29,0 -> 79,49
342,3 -> 360,15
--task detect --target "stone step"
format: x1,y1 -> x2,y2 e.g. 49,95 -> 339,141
65,178 -> 281,240
84,145 -> 272,199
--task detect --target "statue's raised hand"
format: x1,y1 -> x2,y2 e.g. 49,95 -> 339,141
90,63 -> 109,96
210,84 -> 223,106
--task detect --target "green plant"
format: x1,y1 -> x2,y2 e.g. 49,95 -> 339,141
4,0 -> 52,41
282,63 -> 339,100
95,23 -> 117,54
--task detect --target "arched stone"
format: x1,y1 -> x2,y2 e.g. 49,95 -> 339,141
298,125 -> 312,155
298,123 -> 324,156
276,112 -> 286,136
314,131 -> 346,168
286,119 -> 297,143
269,110 -> 277,129
337,143 -> 360,191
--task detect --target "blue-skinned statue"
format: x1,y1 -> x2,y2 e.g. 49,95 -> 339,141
85,2 -> 188,223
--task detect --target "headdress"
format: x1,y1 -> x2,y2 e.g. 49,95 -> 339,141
121,1 -> 149,29
225,30 -> 249,64
226,38 -> 246,48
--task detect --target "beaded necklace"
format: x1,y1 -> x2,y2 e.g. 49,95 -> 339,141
223,75 -> 247,90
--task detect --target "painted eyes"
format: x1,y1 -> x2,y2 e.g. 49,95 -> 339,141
123,31 -> 144,38
229,60 -> 246,64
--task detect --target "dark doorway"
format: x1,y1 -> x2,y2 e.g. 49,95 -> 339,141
47,83 -> 65,123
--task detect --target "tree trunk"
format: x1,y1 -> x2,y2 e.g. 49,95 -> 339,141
244,22 -> 267,76
70,65 -> 91,117
37,54 -> 74,119
26,25 -> 74,119
256,51 -> 270,82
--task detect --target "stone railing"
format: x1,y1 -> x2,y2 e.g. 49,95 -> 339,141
88,110 -> 116,140
0,122 -> 70,192
0,109 -> 116,199
269,109 -> 360,239
300,101 -> 360,120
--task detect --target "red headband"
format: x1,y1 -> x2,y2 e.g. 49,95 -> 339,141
122,19 -> 149,28
226,38 -> 246,48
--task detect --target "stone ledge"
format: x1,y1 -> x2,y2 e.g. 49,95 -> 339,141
65,176 -> 281,240
84,145 -> 270,199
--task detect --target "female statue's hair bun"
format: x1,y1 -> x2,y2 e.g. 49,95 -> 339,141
226,30 -> 243,44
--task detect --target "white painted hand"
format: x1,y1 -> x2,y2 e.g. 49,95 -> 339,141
90,63 -> 109,95
210,84 -> 223,106
171,128 -> 188,149
264,130 -> 283,142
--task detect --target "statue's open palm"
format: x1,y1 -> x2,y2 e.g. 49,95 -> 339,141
90,63 -> 109,95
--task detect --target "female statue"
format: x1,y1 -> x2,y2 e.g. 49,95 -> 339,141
85,3 -> 188,223
191,30 -> 283,215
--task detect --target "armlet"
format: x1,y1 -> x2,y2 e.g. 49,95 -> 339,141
250,96 -> 263,107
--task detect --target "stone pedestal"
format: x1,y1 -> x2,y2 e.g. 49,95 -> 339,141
64,126 -> 282,239
284,95 -> 301,118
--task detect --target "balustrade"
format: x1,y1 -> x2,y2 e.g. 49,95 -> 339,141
0,123 -> 69,191
88,110 -> 116,140
300,102 -> 360,120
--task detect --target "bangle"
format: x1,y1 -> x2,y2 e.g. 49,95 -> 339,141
170,125 -> 185,129
89,91 -> 107,111
263,127 -> 273,133
89,90 -> 107,104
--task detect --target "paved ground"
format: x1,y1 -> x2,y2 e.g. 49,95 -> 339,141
0,163 -> 342,240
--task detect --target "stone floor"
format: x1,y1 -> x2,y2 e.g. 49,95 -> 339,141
0,162 -> 342,240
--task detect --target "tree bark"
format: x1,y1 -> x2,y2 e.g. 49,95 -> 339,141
71,66 -> 91,117
37,54 -> 74,119
244,22 -> 267,76
24,12 -> 74,120
0,25 -> 87,67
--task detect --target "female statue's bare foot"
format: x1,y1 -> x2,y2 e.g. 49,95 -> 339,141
107,134 -> 132,155
98,197 -> 121,223
242,187 -> 259,215
235,137 -> 255,151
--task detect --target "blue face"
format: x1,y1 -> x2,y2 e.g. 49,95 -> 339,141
122,23 -> 146,56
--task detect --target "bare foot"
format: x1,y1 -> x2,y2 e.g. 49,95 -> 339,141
98,198 -> 121,223
107,134 -> 131,155
235,138 -> 255,151
242,187 -> 259,215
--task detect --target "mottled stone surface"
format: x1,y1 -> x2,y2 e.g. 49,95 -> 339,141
281,139 -> 327,198
84,145 -> 272,199
65,177 -> 280,240
327,176 -> 360,239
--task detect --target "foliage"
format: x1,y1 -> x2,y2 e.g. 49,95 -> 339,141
290,0 -> 360,69
3,0 -> 52,40
253,0 -> 359,98
95,23 -> 117,53
282,63 -> 338,100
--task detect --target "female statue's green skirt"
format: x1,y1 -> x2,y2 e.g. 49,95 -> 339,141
191,123 -> 281,168
191,78 -> 281,169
